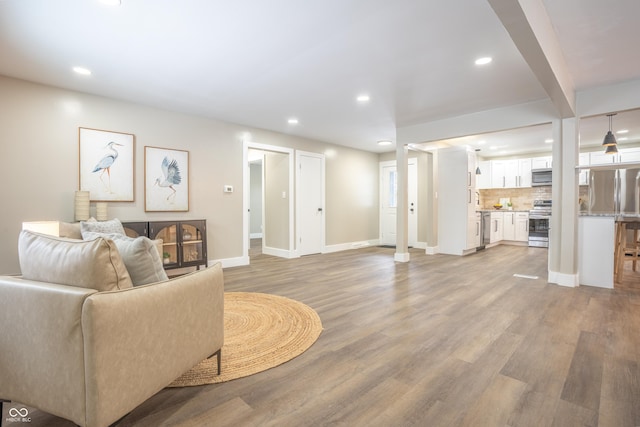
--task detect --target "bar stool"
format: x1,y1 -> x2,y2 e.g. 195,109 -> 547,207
614,220 -> 640,283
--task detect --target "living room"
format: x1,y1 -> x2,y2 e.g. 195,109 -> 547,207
2,1 -> 640,426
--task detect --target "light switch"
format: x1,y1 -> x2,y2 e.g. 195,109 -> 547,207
224,185 -> 233,193
282,191 -> 287,198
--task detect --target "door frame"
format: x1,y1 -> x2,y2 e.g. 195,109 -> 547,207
243,141 -> 295,263
295,150 -> 326,257
379,158 -> 418,247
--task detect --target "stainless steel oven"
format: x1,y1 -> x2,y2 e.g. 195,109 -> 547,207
529,200 -> 551,247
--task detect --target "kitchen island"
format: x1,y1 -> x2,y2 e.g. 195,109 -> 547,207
578,215 -> 615,288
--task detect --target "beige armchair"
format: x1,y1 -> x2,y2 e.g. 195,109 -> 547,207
0,231 -> 224,427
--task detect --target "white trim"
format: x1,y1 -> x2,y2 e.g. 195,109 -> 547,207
249,233 -> 263,239
394,252 -> 411,262
412,241 -> 427,250
548,270 -> 578,287
323,240 -> 379,253
263,246 -> 298,259
295,150 -> 326,257
243,141 -> 295,264
210,256 -> 249,269
425,246 -> 438,255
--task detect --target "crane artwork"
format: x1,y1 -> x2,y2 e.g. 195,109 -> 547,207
92,141 -> 124,193
155,156 -> 182,200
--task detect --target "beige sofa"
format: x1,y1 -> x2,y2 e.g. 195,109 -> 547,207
0,230 -> 224,427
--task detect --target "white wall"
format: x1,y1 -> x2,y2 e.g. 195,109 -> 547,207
0,75 -> 380,274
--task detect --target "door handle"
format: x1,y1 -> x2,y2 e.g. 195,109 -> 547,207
317,208 -> 323,212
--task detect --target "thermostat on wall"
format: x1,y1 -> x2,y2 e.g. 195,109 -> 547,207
224,185 -> 233,193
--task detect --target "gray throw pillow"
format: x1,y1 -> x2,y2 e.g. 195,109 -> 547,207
81,218 -> 126,238
83,232 -> 169,286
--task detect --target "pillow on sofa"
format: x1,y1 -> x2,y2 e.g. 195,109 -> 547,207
83,232 -> 168,286
81,218 -> 126,238
59,221 -> 82,239
18,230 -> 133,291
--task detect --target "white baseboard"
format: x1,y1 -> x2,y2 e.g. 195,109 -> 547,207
548,270 -> 579,287
425,246 -> 438,255
249,233 -> 263,239
394,252 -> 410,262
412,241 -> 427,250
209,256 -> 249,268
323,239 -> 379,253
263,246 -> 298,259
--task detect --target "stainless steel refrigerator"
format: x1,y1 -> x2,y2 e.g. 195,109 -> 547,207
588,168 -> 640,216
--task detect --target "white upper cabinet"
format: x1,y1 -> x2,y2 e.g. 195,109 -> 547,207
618,147 -> 640,163
476,161 -> 491,189
531,156 -> 552,169
490,159 -> 532,188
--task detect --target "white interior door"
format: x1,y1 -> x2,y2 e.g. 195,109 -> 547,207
297,151 -> 325,256
380,159 -> 417,246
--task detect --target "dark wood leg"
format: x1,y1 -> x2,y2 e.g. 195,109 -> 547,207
207,349 -> 222,375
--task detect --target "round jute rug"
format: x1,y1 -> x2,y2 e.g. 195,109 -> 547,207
168,292 -> 322,387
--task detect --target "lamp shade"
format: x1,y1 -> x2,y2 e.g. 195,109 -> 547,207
602,130 -> 617,147
96,202 -> 108,221
605,144 -> 618,155
22,221 -> 60,236
75,191 -> 90,221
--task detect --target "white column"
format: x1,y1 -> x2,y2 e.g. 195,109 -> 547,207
395,144 -> 410,262
548,117 -> 579,286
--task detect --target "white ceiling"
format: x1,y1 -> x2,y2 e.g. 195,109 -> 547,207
1,0 -> 639,154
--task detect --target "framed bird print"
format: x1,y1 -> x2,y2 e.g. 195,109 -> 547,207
79,127 -> 135,202
144,146 -> 189,212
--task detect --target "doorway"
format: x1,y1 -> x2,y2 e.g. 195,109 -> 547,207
296,151 -> 325,256
379,159 -> 418,247
243,142 -> 294,263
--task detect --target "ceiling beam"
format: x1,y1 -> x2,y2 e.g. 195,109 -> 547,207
488,0 -> 575,118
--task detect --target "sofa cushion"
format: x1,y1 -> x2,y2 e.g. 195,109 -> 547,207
59,221 -> 82,239
18,230 -> 133,291
83,232 -> 168,286
81,218 -> 126,237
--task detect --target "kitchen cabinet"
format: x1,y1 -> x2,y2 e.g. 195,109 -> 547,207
618,147 -> 640,163
589,151 -> 617,165
122,220 -> 207,270
490,211 -> 503,244
437,146 -> 478,255
531,156 -> 552,169
502,212 -> 529,243
476,161 -> 491,189
503,212 -> 515,241
490,159 -> 532,188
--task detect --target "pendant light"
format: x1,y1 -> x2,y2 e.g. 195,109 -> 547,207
602,113 -> 618,152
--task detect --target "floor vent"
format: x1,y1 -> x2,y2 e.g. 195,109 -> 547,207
513,274 -> 539,280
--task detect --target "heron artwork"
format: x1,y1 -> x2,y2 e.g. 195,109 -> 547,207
92,141 -> 123,193
155,156 -> 182,200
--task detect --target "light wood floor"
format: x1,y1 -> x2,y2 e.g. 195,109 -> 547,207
21,243 -> 640,426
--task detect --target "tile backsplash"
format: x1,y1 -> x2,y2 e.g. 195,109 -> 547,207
478,186 -> 552,210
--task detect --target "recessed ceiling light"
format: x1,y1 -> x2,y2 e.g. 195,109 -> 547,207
489,145 -> 498,150
475,57 -> 492,66
377,140 -> 392,146
477,140 -> 486,145
617,129 -> 629,134
356,94 -> 370,102
100,0 -> 121,5
287,118 -> 299,125
618,137 -> 628,141
72,66 -> 92,76
545,139 -> 553,143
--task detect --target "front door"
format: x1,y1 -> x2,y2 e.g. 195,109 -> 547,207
380,159 -> 417,246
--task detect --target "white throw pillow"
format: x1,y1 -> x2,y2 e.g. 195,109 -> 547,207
81,218 -> 126,238
83,232 -> 168,286
18,230 -> 133,291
